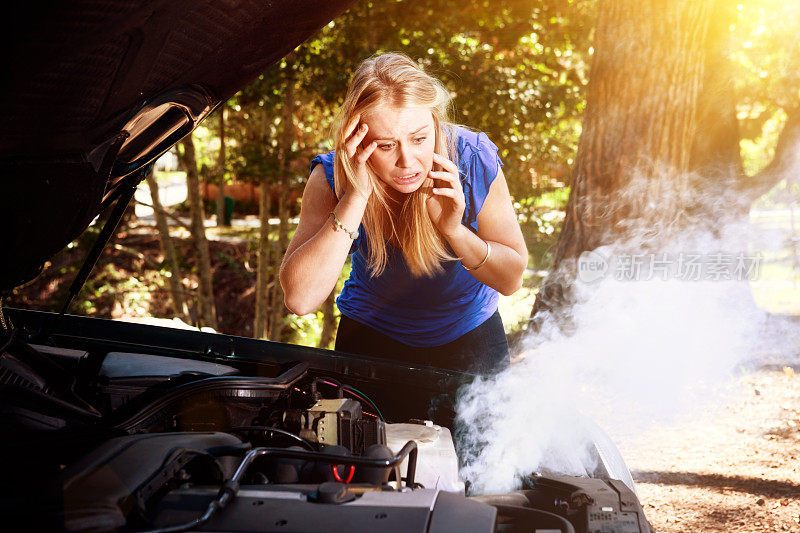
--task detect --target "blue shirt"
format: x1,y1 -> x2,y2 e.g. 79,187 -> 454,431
309,126 -> 502,347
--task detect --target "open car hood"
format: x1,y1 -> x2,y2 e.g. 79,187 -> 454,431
0,0 -> 354,291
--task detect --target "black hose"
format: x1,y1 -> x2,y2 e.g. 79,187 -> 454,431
311,376 -> 343,399
229,425 -> 316,451
138,442 -> 419,533
137,499 -> 221,533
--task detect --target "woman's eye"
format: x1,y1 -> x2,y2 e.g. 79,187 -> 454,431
379,143 -> 395,150
413,136 -> 427,144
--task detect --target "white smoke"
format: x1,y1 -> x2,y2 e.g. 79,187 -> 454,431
456,172 -> 800,495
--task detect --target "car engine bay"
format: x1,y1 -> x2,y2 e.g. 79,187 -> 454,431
1,309 -> 653,532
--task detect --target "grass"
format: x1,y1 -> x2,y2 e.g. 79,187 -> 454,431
750,282 -> 800,314
748,205 -> 800,315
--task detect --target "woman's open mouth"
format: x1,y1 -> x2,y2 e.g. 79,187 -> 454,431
393,171 -> 422,185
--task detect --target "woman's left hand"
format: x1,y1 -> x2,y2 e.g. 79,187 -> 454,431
426,152 -> 466,238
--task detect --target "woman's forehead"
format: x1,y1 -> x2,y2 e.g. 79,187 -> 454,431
363,105 -> 434,139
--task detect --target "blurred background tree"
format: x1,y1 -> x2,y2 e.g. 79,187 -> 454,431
211,0 -> 596,342
533,0 -> 800,316
11,0 -> 800,345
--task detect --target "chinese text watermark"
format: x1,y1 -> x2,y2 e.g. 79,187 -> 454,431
577,251 -> 762,283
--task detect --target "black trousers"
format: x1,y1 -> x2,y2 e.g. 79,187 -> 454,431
334,310 -> 510,374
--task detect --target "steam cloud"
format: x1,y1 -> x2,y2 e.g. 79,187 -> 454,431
456,170 -> 800,495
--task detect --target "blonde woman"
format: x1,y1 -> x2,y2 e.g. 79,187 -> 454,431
280,53 -> 527,373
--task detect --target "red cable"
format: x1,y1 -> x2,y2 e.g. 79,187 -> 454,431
331,464 -> 355,484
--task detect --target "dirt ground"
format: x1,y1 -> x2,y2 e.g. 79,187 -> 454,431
622,366 -> 800,532
7,232 -> 262,338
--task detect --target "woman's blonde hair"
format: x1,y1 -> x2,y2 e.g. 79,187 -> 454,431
332,53 -> 458,278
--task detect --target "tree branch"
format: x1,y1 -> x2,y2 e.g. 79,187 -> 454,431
133,200 -> 194,232
741,105 -> 800,202
102,287 -> 198,297
109,243 -> 168,271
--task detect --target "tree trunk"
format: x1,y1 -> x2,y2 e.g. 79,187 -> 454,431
216,105 -> 230,227
741,108 -> 800,201
254,177 -> 272,339
534,0 -> 714,314
269,183 -> 289,340
269,67 -> 296,341
145,170 -> 189,321
689,1 -> 742,181
178,135 -> 218,330
318,289 -> 337,349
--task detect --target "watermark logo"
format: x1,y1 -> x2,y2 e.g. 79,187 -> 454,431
577,251 -> 761,283
578,250 -> 609,283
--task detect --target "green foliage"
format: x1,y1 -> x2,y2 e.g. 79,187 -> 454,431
23,1 -> 800,344
740,107 -> 787,176
197,0 -> 596,341
730,1 -> 800,116
210,0 -> 595,201
177,0 -> 800,341
729,1 -> 800,176
287,312 -> 324,344
302,0 -> 594,198
191,124 -> 223,173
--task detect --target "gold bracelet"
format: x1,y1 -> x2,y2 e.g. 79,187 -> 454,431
463,240 -> 491,271
329,211 -> 359,240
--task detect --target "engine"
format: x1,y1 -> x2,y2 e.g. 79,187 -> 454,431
1,337 -> 654,533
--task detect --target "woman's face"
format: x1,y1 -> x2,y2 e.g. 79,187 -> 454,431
361,105 -> 436,198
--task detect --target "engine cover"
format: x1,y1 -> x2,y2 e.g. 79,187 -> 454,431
151,486 -> 497,532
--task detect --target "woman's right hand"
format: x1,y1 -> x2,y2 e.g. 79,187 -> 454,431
342,114 -> 378,202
